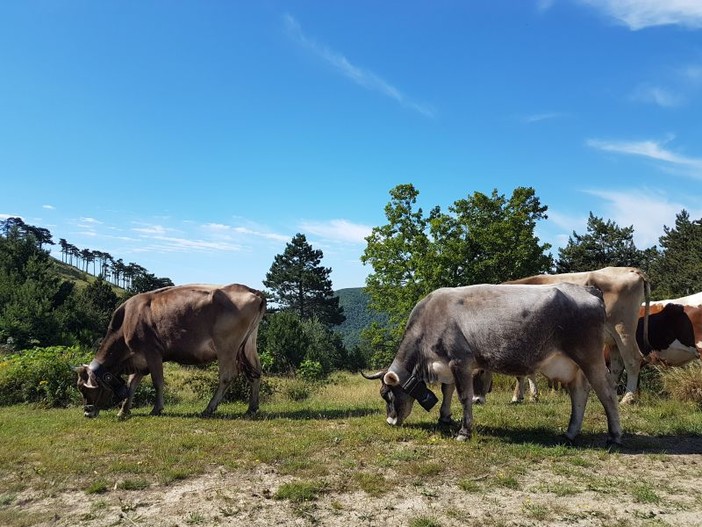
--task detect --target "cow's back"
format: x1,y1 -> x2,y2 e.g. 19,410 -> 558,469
120,284 -> 265,365
404,283 -> 605,376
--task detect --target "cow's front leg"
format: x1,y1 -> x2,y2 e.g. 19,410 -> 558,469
438,383 -> 455,425
246,376 -> 260,416
450,361 -> 474,441
117,372 -> 144,420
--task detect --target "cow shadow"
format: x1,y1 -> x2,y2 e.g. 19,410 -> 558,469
406,421 -> 702,454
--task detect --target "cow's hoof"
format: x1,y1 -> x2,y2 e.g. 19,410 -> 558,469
438,417 -> 454,426
559,434 -> 576,446
455,433 -> 471,442
606,436 -> 624,450
200,410 -> 214,418
150,409 -> 163,416
619,393 -> 637,405
509,399 -> 523,405
116,412 -> 130,421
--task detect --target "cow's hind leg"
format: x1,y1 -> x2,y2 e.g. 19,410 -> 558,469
564,370 -> 590,443
582,363 -> 623,447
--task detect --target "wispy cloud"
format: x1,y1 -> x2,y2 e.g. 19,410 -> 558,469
42,204 -> 55,210
283,14 -> 435,118
521,112 -> 567,123
299,219 -> 372,244
587,137 -> 702,177
585,188 -> 701,247
630,84 -> 683,107
579,0 -> 702,30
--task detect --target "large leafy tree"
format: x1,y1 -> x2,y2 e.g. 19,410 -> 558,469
264,233 -> 345,327
556,213 -> 646,273
361,184 -> 553,365
648,210 -> 702,298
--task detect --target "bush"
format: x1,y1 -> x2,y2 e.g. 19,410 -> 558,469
297,359 -> 324,382
165,364 -> 273,405
0,346 -> 91,407
658,362 -> 702,405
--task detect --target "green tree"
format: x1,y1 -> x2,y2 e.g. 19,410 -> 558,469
556,213 -> 645,273
58,277 -> 120,346
361,184 -> 553,358
264,233 -> 345,327
0,235 -> 67,348
260,311 -> 309,374
648,210 -> 702,298
129,271 -> 174,295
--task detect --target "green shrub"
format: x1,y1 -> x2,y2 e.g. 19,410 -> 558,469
0,346 -> 91,407
297,359 -> 324,381
284,379 -> 312,402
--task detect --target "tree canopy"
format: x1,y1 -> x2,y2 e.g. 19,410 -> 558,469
361,184 -> 553,364
263,233 -> 345,327
556,213 -> 646,273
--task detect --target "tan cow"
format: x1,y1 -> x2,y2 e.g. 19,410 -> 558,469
508,267 -> 650,404
75,283 -> 266,419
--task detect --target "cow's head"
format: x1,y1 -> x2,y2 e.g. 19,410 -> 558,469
361,369 -> 420,426
74,365 -> 115,418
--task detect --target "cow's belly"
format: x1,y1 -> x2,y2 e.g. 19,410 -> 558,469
536,352 -> 579,385
653,340 -> 700,367
430,361 -> 454,384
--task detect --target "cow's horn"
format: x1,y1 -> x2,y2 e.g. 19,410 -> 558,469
360,370 -> 386,380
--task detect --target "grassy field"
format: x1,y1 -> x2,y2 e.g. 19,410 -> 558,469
1,370 -> 702,526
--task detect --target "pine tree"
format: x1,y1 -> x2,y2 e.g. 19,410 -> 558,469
556,213 -> 645,273
649,210 -> 702,298
263,233 -> 345,327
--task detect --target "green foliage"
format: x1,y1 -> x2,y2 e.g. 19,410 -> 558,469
0,346 -> 91,407
297,359 -> 324,381
361,184 -> 553,362
260,311 -> 344,377
264,233 -> 345,326
556,213 -> 647,273
648,210 -> 702,298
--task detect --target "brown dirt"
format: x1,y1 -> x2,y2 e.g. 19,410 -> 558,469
11,448 -> 702,527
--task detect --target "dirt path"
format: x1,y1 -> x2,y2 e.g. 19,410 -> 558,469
14,450 -> 702,527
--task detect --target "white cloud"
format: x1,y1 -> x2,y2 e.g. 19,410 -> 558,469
630,84 -> 683,107
132,224 -> 169,236
42,204 -> 55,210
585,188 -> 701,247
537,0 -> 556,12
587,137 -> 702,177
284,14 -> 435,118
299,219 -> 372,244
522,112 -> 566,123
579,0 -> 702,30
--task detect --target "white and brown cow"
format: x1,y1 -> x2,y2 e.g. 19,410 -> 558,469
363,283 -> 622,446
507,267 -> 650,404
75,283 -> 266,419
635,302 -> 700,366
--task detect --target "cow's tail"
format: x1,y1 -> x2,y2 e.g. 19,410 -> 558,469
237,291 -> 267,381
641,270 -> 651,357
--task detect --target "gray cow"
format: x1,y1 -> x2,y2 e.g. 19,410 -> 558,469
363,283 -> 622,446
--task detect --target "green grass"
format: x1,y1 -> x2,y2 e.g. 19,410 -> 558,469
1,371 -> 702,526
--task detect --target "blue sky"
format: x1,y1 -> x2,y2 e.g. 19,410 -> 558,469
2,1 -> 702,290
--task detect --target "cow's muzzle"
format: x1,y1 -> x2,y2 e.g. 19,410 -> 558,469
83,405 -> 99,418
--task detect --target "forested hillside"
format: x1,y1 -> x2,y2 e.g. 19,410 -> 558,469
334,287 -> 387,349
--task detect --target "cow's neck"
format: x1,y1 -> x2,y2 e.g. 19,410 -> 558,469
389,347 -> 422,384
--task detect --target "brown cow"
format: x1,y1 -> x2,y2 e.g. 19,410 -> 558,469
508,267 -> 650,404
75,283 -> 266,419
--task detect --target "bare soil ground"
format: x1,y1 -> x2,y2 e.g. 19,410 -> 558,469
14,443 -> 702,527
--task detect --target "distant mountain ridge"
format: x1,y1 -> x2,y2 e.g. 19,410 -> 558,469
334,287 -> 387,349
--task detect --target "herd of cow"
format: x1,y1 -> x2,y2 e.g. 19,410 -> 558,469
75,267 -> 701,448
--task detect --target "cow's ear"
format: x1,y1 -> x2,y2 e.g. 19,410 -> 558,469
383,371 -> 400,386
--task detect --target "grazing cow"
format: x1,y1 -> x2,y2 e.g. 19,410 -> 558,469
363,283 -> 622,446
643,293 -> 702,352
634,303 -> 699,367
75,283 -> 266,419
507,267 -> 650,404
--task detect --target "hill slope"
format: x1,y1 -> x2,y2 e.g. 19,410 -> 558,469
334,287 -> 387,349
